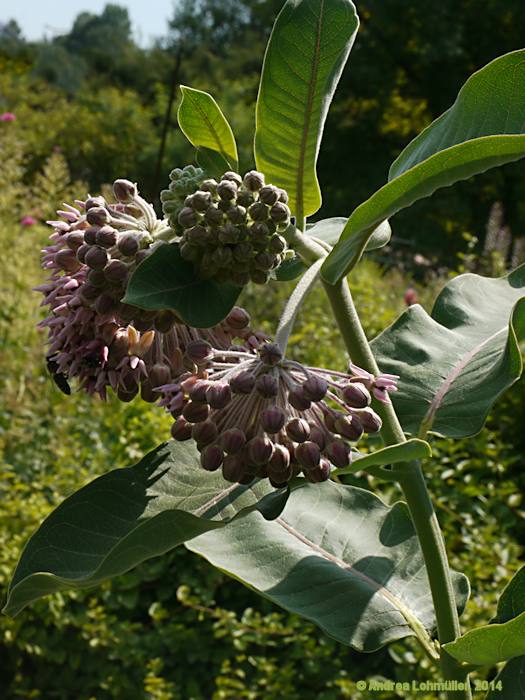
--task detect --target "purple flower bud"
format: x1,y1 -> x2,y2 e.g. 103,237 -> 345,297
308,424 -> 327,450
200,178 -> 218,195
192,420 -> 218,446
65,231 -> 85,250
87,269 -> 107,287
325,440 -> 351,468
204,206 -> 224,226
254,252 -> 277,271
295,441 -> 321,470
76,243 -> 91,263
259,343 -> 282,367
288,386 -> 311,410
85,195 -> 106,210
261,406 -> 285,433
286,418 -> 311,443
201,445 -> 224,471
255,374 -> 279,398
188,379 -> 210,404
268,444 -> 291,473
230,370 -> 256,394
355,408 -> 382,434
117,233 -> 140,257
104,259 -> 129,283
222,454 -> 245,482
217,179 -> 238,200
140,381 -> 158,403
191,190 -> 212,212
225,306 -> 250,331
334,415 -> 364,441
277,189 -> 289,204
305,458 -> 331,483
183,401 -> 210,423
85,245 -> 109,270
86,207 -> 110,226
222,171 -> 243,186
113,179 -> 137,203
243,170 -> 265,192
186,339 -> 213,365
54,248 -> 80,272
270,202 -> 291,224
248,201 -> 269,222
80,282 -> 102,302
237,190 -> 255,208
149,363 -> 172,387
341,382 -> 371,408
302,375 -> 328,402
220,428 -> 246,454
268,234 -> 287,254
171,417 -> 193,441
94,293 -> 117,315
227,205 -> 247,225
258,185 -> 280,206
247,436 -> 274,466
206,383 -> 232,409
96,226 -> 119,249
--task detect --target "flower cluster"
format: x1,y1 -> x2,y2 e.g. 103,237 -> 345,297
159,341 -> 397,486
38,179 -> 262,400
160,165 -> 206,235
162,168 -> 292,286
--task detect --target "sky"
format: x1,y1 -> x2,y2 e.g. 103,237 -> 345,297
2,0 -> 177,46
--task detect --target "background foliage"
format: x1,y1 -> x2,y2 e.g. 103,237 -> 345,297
1,1 -> 524,698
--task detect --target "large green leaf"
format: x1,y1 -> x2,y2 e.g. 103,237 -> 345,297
187,480 -> 469,652
178,85 -> 238,172
124,243 -> 242,328
486,656 -> 525,699
371,265 -> 525,438
254,0 -> 358,220
322,50 -> 525,283
3,442 -> 284,617
333,438 -> 431,477
445,565 -> 525,666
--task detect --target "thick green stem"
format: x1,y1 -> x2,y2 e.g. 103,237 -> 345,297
321,278 -> 471,700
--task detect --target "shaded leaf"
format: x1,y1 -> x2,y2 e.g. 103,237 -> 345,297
3,442 -> 283,617
187,480 -> 469,652
255,0 -> 358,220
322,50 -> 525,282
178,85 -> 238,171
486,656 -> 525,699
371,265 -> 525,437
124,244 -> 242,328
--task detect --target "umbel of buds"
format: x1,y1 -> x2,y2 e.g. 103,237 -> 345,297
38,179 -> 264,400
160,164 -> 206,235
159,341 -> 397,486
162,169 -> 292,286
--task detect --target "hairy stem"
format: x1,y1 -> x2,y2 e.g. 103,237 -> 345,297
321,278 -> 471,700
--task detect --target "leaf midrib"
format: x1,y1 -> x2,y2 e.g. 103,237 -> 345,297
186,91 -> 231,162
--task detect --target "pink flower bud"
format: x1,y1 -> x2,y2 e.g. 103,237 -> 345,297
334,415 -> 364,441
255,374 -> 279,398
247,436 -> 274,466
186,340 -> 213,365
104,259 -> 129,283
288,386 -> 311,410
355,408 -> 382,434
220,428 -> 246,454
305,458 -> 331,483
113,179 -> 138,203
295,441 -> 321,470
225,306 -> 250,331
192,420 -> 218,446
183,401 -> 210,423
96,226 -> 118,248
85,246 -> 109,270
286,418 -> 310,443
188,379 -> 210,404
341,382 -> 371,408
86,207 -> 110,226
222,454 -> 245,482
243,170 -> 265,192
261,406 -> 285,433
302,375 -> 328,402
201,445 -> 224,471
206,383 -> 232,409
325,440 -> 351,468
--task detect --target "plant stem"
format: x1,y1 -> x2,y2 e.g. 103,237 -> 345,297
321,278 -> 472,700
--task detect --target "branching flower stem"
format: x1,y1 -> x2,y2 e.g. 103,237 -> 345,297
287,226 -> 472,700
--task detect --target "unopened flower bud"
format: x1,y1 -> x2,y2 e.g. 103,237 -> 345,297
268,234 -> 287,254
295,441 -> 321,470
259,343 -> 282,366
222,454 -> 245,482
104,259 -> 128,283
171,417 -> 193,441
286,417 -> 311,443
230,370 -> 256,394
85,245 -> 109,270
113,179 -> 137,203
302,375 -> 328,402
261,406 -> 285,433
188,379 -> 210,404
221,428 -> 246,454
305,458 -> 331,483
76,243 -> 91,263
225,306 -> 250,331
153,310 -> 178,333
247,436 -> 274,466
268,444 -> 291,473
183,401 -> 210,423
341,382 -> 371,408
222,171 -> 243,186
83,226 -> 99,245
259,185 -> 280,206
243,170 -> 265,191
96,226 -> 119,248
178,206 -> 199,228
149,363 -> 172,387
288,386 -> 311,410
191,190 -> 212,212
94,293 -> 117,315
217,179 -> 238,200
334,415 -> 364,441
233,242 -> 253,262
88,268 -> 107,287
87,206 -> 110,226
355,408 -> 382,434
255,374 -> 279,398
65,231 -> 85,250
200,178 -> 218,195
204,206 -> 224,226
192,420 -> 218,446
201,445 -> 224,471
186,339 -> 213,365
206,383 -> 232,409
55,248 -> 80,271
248,201 -> 269,222
326,440 -> 351,468
270,202 -> 291,223
85,195 -> 106,210
117,233 -> 140,257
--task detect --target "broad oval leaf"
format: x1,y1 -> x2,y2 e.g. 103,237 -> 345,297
486,656 -> 525,699
178,85 -> 238,172
124,243 -> 242,328
444,564 -> 525,666
371,264 -> 525,438
3,441 -> 285,617
255,0 -> 359,221
322,50 -> 525,283
187,480 -> 469,652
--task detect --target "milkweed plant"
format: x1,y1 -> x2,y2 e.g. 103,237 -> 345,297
5,1 -> 525,697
